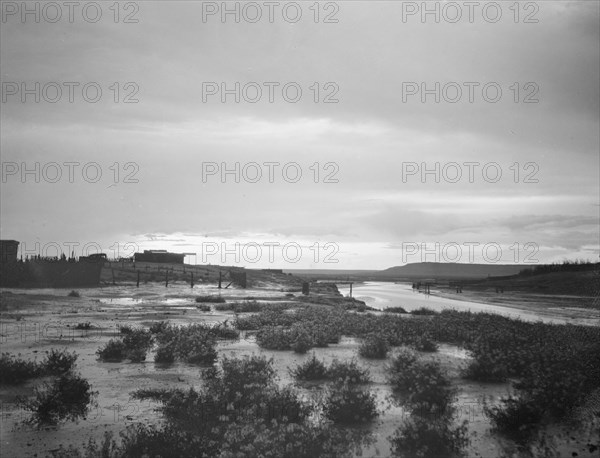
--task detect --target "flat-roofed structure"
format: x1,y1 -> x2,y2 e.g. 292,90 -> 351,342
134,250 -> 185,264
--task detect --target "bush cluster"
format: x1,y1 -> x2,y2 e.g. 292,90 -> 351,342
289,355 -> 371,384
17,373 -> 97,426
0,349 -> 78,385
387,349 -> 455,414
195,295 -> 225,303
358,333 -> 390,359
97,328 -> 154,363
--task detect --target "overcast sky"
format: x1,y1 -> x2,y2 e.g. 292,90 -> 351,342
1,1 -> 598,269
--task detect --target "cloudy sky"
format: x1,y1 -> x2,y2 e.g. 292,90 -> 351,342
1,1 -> 598,269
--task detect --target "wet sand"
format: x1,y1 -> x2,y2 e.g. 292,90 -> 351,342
1,284 -> 597,457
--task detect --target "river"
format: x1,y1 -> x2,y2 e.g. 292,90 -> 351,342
337,281 -> 600,327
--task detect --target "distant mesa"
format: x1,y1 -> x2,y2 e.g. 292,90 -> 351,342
378,262 -> 524,279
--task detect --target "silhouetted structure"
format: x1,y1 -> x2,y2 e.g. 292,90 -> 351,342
0,240 -> 19,263
134,250 -> 185,264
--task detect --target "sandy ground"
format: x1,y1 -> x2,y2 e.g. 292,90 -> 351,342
431,287 -> 600,325
1,284 -> 598,457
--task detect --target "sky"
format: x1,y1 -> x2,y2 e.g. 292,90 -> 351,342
1,0 -> 599,269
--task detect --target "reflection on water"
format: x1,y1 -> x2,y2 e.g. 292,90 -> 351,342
338,281 -> 599,326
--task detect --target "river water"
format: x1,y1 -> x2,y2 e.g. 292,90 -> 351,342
337,281 -> 600,327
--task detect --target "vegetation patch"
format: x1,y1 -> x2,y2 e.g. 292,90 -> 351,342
358,333 -> 390,359
17,373 -> 97,426
289,355 -> 372,386
97,328 -> 154,362
322,381 -> 378,424
195,295 -> 225,303
409,307 -> 438,316
0,349 -> 78,385
385,306 -> 408,314
387,349 -> 455,414
389,416 -> 469,458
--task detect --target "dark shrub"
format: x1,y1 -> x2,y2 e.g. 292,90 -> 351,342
232,300 -> 261,313
413,334 -> 438,352
18,373 -> 97,426
43,349 -> 78,375
385,306 -> 408,314
462,356 -> 508,382
214,303 -> 234,311
122,329 -> 154,362
256,327 -> 292,350
484,395 -> 543,445
289,354 -> 328,380
291,328 -> 313,354
387,350 -> 455,414
326,358 -> 371,384
195,295 -> 225,303
96,339 -> 127,362
390,416 -> 469,457
74,322 -> 92,330
409,307 -> 438,316
358,333 -> 390,359
67,290 -> 80,297
149,321 -> 170,334
154,345 -> 175,364
0,353 -> 40,384
323,382 -> 378,424
153,323 -> 218,365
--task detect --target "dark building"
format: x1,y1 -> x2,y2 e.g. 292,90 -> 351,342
134,250 -> 185,264
0,240 -> 19,263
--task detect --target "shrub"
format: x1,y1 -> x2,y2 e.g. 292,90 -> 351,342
96,339 -> 127,362
323,382 -> 378,424
409,307 -> 438,316
217,355 -> 277,397
74,322 -> 92,330
149,320 -> 170,334
195,295 -> 225,303
196,304 -> 211,312
43,349 -> 78,375
214,303 -> 234,311
413,334 -> 438,352
484,395 -> 543,445
153,323 -> 219,365
256,327 -> 292,350
289,354 -> 328,380
387,350 -> 455,414
208,321 -> 239,340
0,353 -> 40,384
291,328 -> 313,354
68,290 -> 80,297
462,356 -> 508,382
390,416 -> 469,458
232,300 -> 261,313
122,329 -> 154,362
358,333 -> 390,359
385,306 -> 408,314
154,345 -> 175,364
326,358 -> 371,384
18,373 -> 97,426
219,417 -> 371,458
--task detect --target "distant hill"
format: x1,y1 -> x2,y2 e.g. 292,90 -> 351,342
377,262 -> 524,279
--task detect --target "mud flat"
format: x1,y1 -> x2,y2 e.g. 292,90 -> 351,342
1,283 -> 598,457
